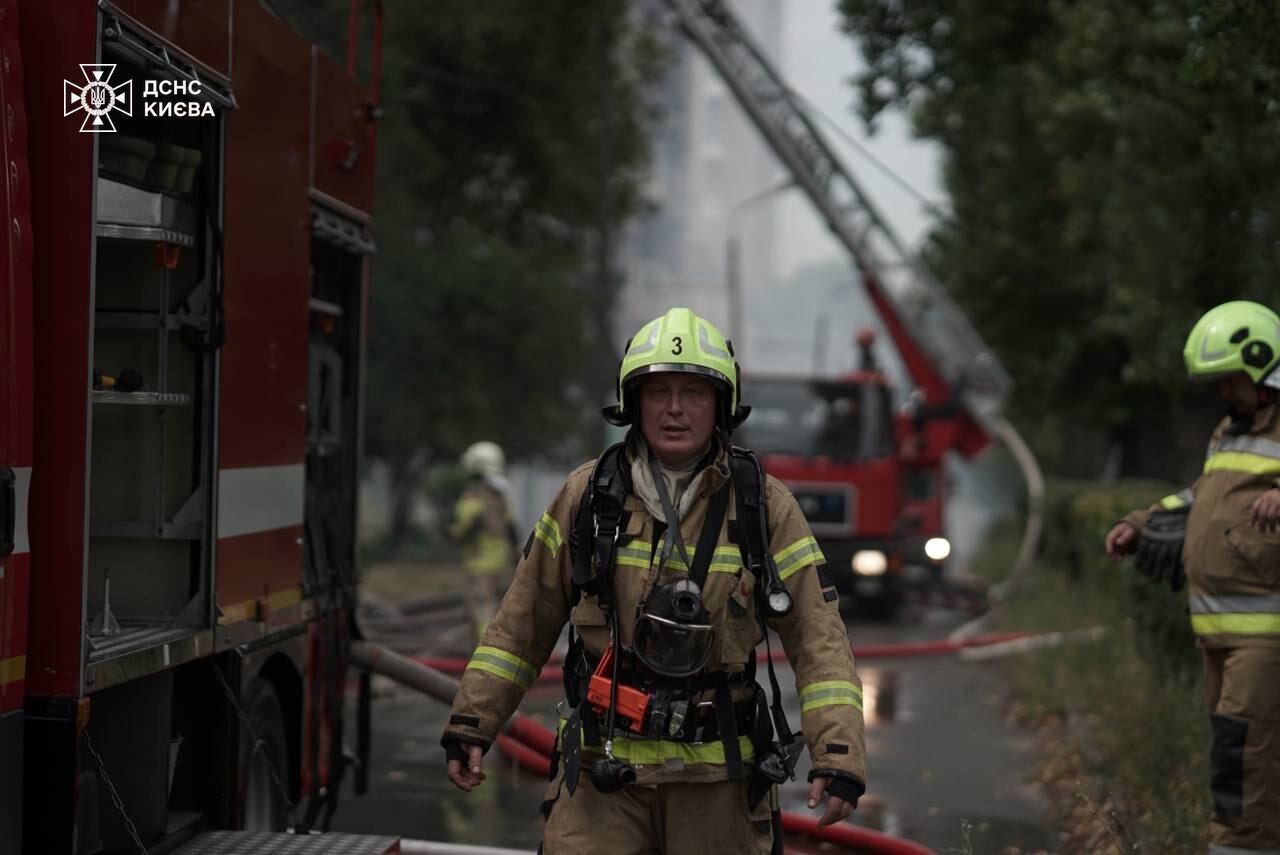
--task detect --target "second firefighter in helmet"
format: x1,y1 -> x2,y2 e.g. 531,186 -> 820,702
450,441 -> 517,643
443,308 -> 866,854
1106,301 -> 1280,855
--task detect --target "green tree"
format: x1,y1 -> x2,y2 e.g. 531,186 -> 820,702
839,0 -> 1280,475
274,0 -> 661,540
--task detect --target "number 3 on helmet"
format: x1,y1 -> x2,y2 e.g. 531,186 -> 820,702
603,307 -> 751,430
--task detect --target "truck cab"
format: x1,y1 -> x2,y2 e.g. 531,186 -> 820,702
738,367 -> 907,619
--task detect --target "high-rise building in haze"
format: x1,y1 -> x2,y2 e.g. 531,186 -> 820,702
617,0 -> 784,361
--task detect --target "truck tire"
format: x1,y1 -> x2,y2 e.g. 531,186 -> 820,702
239,678 -> 290,831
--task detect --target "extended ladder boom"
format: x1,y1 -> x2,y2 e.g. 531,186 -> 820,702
661,0 -> 1011,422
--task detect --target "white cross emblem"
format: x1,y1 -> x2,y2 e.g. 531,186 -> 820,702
63,64 -> 133,133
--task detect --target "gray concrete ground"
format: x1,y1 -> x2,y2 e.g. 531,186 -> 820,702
330,601 -> 1061,854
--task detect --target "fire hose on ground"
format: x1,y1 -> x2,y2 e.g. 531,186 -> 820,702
351,640 -> 940,855
408,630 -> 1033,685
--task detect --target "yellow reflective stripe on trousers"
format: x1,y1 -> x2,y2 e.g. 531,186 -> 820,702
557,719 -> 755,766
775,536 -> 824,581
1191,614 -> 1280,635
533,513 -> 562,557
466,646 -> 538,689
1203,451 -> 1280,477
799,680 -> 863,713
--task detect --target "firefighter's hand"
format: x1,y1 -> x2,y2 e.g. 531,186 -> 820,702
446,744 -> 486,792
1104,522 -> 1139,560
1251,489 -> 1280,534
808,777 -> 854,827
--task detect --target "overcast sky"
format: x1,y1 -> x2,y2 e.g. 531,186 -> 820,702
772,1 -> 945,277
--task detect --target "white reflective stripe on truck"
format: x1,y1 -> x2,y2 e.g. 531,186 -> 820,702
216,464 -> 305,539
12,466 -> 30,556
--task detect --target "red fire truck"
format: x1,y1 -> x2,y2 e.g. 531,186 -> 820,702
740,319 -> 988,619
738,333 -> 907,617
0,2 -> 395,852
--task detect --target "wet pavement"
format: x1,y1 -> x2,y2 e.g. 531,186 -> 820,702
330,604 -> 1062,853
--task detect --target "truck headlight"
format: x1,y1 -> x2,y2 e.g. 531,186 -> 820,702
924,537 -> 951,561
851,550 -> 888,576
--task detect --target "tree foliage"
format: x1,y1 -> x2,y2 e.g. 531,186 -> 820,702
274,0 -> 660,471
839,0 -> 1280,473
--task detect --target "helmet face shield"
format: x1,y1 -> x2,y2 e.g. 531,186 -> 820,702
633,613 -> 715,678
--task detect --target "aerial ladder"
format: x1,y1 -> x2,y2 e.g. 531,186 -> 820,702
660,0 -> 1043,592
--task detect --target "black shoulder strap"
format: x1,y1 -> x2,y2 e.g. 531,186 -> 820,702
570,442 -> 630,610
730,448 -> 798,752
729,447 -> 769,578
688,480 -> 731,590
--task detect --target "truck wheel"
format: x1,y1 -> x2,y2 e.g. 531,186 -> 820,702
239,678 -> 290,831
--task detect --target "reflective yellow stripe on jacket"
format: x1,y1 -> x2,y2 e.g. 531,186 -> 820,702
466,646 -> 539,690
799,680 -> 863,713
775,536 -> 824,581
614,542 -> 743,573
533,512 -> 562,557
557,719 -> 755,766
1190,595 -> 1280,636
1204,435 -> 1280,477
1160,488 -> 1194,510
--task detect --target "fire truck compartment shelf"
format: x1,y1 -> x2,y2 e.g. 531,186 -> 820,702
90,521 -> 203,540
96,223 -> 197,247
92,390 -> 191,406
176,831 -> 400,854
96,176 -> 198,246
95,309 -> 182,330
86,627 -> 209,665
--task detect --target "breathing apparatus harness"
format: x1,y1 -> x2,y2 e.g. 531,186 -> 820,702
558,440 -> 801,805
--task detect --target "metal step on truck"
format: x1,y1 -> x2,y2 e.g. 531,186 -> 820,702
0,2 -> 409,852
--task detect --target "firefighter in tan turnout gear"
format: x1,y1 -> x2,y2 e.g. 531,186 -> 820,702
442,308 -> 866,853
450,441 -> 518,643
1107,301 -> 1280,855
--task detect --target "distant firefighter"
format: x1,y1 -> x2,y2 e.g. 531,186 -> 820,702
451,441 -> 517,643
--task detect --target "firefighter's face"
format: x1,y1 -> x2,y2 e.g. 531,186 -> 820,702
639,373 -> 717,466
1217,372 -> 1259,414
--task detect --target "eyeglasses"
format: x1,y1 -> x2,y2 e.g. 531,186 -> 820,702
641,383 -> 714,408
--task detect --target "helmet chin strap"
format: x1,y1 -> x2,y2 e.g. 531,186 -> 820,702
1226,386 -> 1271,434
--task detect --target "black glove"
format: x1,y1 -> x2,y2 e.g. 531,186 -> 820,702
1134,508 -> 1188,592
441,735 -> 489,765
807,769 -> 865,806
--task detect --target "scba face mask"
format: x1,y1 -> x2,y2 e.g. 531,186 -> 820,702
633,578 -> 715,678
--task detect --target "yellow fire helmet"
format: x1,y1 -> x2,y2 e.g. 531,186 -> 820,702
603,307 -> 749,429
1184,300 -> 1280,388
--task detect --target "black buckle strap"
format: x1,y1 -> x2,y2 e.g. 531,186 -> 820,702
714,683 -> 743,779
571,442 -> 630,610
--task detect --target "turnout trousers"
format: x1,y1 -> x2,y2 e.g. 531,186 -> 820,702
1203,645 -> 1280,854
540,769 -> 775,855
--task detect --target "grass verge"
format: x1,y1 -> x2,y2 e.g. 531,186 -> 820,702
978,519 -> 1209,854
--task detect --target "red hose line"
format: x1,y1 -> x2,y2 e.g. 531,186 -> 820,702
505,713 -> 557,756
494,733 -> 551,778
415,631 -> 1031,677
415,657 -> 562,684
780,812 -> 935,855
